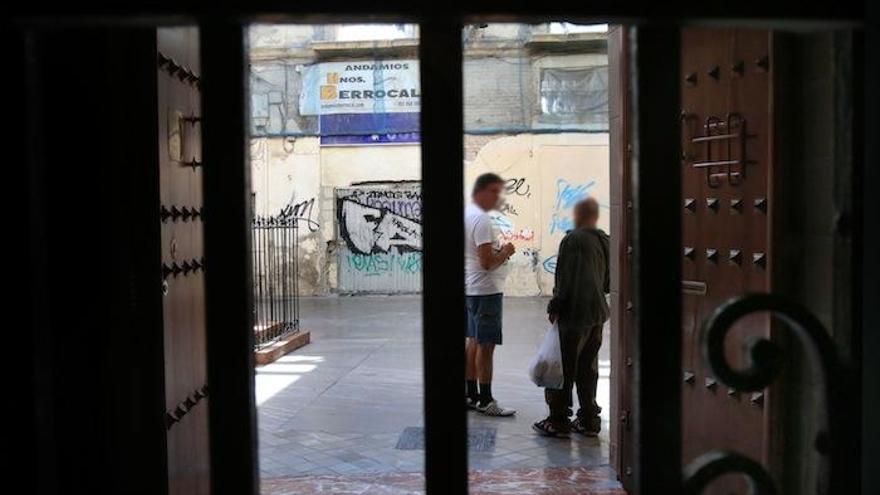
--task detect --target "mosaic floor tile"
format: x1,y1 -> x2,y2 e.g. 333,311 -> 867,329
261,466 -> 625,494
395,426 -> 497,452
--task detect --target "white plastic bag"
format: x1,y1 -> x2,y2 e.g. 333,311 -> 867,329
528,323 -> 564,389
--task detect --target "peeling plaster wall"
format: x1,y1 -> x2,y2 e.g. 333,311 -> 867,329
465,133 -> 610,296
251,137 -> 421,295
252,135 -> 607,296
251,137 -> 325,295
249,25 -> 609,296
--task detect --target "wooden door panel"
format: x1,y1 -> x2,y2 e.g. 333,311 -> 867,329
680,29 -> 775,490
157,27 -> 210,495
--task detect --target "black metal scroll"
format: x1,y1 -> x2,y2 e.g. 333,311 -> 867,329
683,450 -> 776,495
683,293 -> 854,494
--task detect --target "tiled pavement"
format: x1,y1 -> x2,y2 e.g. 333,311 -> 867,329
262,466 -> 625,494
256,296 -> 612,486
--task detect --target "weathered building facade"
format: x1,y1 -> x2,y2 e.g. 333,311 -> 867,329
249,23 -> 609,295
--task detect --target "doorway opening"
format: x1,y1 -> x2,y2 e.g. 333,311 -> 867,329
460,21 -> 618,491
247,20 -> 623,494
248,22 -> 428,493
223,19 -> 861,495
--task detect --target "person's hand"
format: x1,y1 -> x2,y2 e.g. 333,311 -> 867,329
501,242 -> 516,259
548,312 -> 558,324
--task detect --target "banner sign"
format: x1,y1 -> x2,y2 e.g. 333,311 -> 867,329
300,60 -> 420,116
319,112 -> 420,136
320,132 -> 420,146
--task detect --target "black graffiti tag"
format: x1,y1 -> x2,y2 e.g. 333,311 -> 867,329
338,198 -> 422,255
279,197 -> 320,232
505,177 -> 531,197
496,177 -> 530,216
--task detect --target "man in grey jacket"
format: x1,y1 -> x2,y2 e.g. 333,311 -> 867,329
533,197 -> 609,438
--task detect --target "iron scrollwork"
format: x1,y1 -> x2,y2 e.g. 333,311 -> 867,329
683,450 -> 776,495
683,293 -> 854,494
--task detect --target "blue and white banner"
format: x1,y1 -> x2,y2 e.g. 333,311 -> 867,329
300,60 -> 420,116
319,112 -> 420,136
320,132 -> 420,146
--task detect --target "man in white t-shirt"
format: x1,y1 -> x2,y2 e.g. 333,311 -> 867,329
464,173 -> 516,417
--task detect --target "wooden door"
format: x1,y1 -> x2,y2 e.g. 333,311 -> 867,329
680,29 -> 775,491
157,27 -> 210,495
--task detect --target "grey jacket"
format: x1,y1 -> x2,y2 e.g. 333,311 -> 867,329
547,227 -> 610,328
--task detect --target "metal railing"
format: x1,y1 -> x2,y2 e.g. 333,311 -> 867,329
252,215 -> 301,350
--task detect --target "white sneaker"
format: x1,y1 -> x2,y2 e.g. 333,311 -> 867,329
477,400 -> 516,417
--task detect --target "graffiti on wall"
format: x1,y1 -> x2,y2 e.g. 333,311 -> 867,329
497,177 -> 531,217
338,188 -> 422,255
500,227 -> 536,242
337,185 -> 423,292
351,187 -> 422,219
345,252 -> 422,276
489,212 -> 536,243
493,176 -> 537,243
542,255 -> 558,274
340,200 -> 421,255
505,177 -> 532,197
279,196 -> 320,232
549,178 -> 597,234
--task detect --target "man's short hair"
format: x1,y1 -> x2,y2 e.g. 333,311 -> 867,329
472,173 -> 505,196
575,197 -> 600,219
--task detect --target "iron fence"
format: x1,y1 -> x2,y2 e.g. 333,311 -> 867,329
252,215 -> 300,350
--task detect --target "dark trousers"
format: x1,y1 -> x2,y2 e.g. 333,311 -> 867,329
544,322 -> 603,424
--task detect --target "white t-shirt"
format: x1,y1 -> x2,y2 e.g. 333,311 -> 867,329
464,202 -> 509,295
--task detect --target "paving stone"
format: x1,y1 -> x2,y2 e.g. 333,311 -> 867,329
258,296 -> 610,479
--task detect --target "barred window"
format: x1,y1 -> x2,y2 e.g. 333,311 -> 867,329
539,66 -> 609,129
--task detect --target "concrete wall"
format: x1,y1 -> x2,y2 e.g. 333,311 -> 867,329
465,133 -> 610,296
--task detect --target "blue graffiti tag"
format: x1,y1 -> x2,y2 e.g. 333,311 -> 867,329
549,179 -> 597,234
542,255 -> 558,274
346,252 -> 422,276
554,178 -> 595,210
489,212 -> 515,233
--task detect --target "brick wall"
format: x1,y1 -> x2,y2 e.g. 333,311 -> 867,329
464,55 -> 533,129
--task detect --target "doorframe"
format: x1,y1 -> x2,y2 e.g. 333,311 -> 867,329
200,19 -> 260,495
419,18 -> 469,493
193,14 -> 872,495
626,26 -> 685,492
607,23 -> 632,485
13,4 -> 872,495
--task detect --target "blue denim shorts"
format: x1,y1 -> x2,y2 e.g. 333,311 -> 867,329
465,293 -> 503,345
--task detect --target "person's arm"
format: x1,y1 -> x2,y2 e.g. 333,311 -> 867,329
547,236 -> 582,322
547,238 -> 574,323
476,242 -> 514,271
